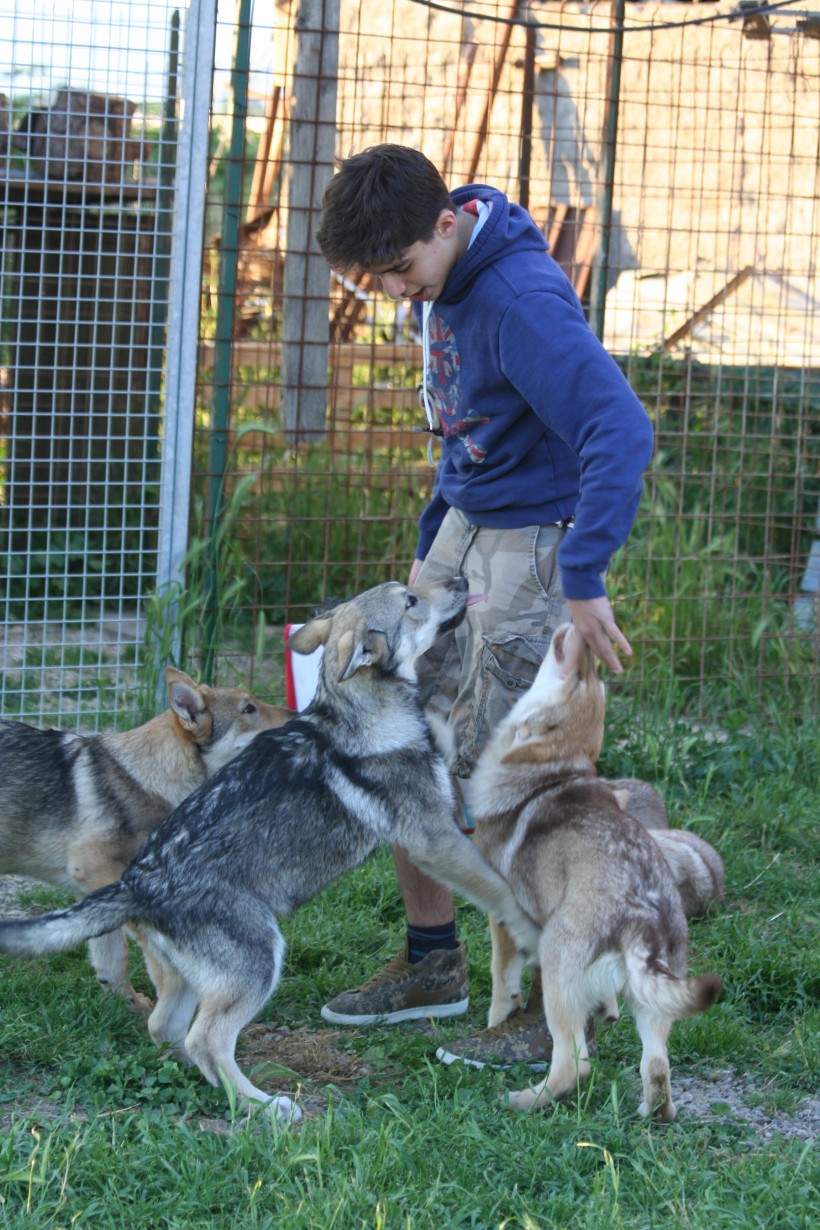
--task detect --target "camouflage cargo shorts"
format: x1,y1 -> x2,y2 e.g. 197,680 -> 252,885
415,507 -> 571,785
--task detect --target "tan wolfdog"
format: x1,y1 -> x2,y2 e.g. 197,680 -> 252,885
470,624 -> 722,1120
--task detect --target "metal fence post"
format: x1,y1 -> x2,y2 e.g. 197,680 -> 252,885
202,0 -> 252,683
155,0 -> 218,682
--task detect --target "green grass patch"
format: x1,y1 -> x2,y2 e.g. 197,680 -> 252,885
0,691 -> 817,1228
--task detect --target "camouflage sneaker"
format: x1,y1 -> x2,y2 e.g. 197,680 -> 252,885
435,999 -> 552,1071
436,999 -> 599,1071
320,942 -> 469,1026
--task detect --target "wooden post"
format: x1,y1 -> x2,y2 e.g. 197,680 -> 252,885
588,0 -> 626,342
280,0 -> 340,442
245,83 -> 280,221
518,21 -> 536,210
467,0 -> 521,182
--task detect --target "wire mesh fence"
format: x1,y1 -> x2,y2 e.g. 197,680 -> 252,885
193,0 -> 819,707
0,0 -> 184,725
2,1 -> 818,728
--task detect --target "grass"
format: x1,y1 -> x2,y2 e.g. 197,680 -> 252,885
0,683 -> 817,1229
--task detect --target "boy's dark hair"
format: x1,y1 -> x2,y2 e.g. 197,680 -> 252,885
317,144 -> 454,272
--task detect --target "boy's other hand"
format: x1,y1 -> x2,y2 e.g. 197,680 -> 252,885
408,559 -> 424,587
564,596 -> 632,676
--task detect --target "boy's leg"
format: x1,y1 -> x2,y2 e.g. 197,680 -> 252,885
320,511 -> 471,1026
426,517 -> 570,1065
321,512 -> 568,1030
394,843 -> 455,927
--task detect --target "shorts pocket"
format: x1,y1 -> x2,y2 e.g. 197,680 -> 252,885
531,524 -> 566,622
454,631 -> 553,777
482,631 -> 552,692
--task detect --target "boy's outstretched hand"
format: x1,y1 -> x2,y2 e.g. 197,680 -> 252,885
410,562 -> 630,676
564,596 -> 632,676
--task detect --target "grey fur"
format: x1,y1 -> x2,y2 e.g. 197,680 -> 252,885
648,828 -> 725,918
0,668 -> 289,1009
608,779 -> 726,916
0,579 -> 540,1123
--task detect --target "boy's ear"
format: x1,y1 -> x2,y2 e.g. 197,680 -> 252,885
435,208 -> 458,238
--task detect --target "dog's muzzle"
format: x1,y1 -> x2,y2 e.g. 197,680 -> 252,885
436,576 -> 470,634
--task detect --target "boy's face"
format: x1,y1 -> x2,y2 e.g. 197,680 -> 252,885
364,208 -> 462,303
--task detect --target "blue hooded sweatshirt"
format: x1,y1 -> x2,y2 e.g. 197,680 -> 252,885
414,184 -> 654,602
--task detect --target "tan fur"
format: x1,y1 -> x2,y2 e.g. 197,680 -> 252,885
610,778 -> 670,830
470,624 -> 722,1121
0,667 -> 290,1009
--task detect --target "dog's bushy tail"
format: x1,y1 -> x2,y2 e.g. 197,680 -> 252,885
625,948 -> 722,1020
0,881 -> 135,958
649,828 -> 725,918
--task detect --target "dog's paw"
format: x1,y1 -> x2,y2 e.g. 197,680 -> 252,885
270,1095 -> 303,1126
503,1087 -> 540,1113
239,1093 -> 304,1128
638,1095 -> 677,1122
487,993 -> 521,1029
638,1097 -> 677,1121
127,990 -> 155,1015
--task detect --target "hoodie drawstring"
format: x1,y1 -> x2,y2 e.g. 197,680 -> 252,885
421,300 -> 437,467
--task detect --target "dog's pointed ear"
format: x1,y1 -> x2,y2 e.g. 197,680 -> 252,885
167,668 -> 210,731
337,629 -> 388,681
288,615 -> 334,655
500,724 -> 535,764
499,721 -> 556,764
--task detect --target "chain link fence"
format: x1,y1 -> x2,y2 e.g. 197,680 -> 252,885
193,0 -> 819,707
0,0 -> 192,724
1,1 -> 817,726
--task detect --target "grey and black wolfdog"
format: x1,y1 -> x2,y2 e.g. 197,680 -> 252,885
0,668 -> 290,1010
0,578 -> 542,1123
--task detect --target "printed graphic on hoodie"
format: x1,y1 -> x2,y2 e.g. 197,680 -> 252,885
425,314 -> 489,464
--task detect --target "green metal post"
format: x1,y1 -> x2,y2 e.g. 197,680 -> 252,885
203,0 -> 252,681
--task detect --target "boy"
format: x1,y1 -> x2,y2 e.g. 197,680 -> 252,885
315,145 -> 653,1068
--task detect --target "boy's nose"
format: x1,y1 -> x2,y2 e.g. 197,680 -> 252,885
380,272 -> 406,299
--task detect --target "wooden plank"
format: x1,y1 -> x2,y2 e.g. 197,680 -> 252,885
279,0 -> 339,438
227,423 -> 431,454
229,465 -> 431,497
662,267 -> 755,351
199,379 -> 421,415
198,339 -> 423,369
467,1 -> 522,181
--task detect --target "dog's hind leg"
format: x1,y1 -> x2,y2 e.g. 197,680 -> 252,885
632,1006 -> 675,1121
487,917 -> 527,1028
505,932 -> 591,1113
182,922 -> 301,1124
506,1002 -> 590,1112
183,995 -> 300,1124
146,951 -> 199,1065
87,930 -> 153,1014
69,842 -> 151,1011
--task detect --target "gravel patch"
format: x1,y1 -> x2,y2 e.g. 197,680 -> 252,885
0,874 -> 40,917
671,1069 -> 819,1144
0,615 -> 146,671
